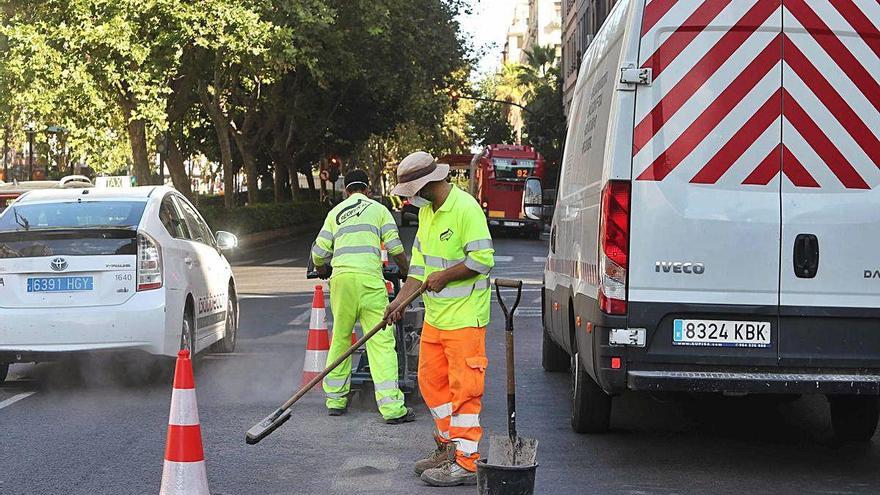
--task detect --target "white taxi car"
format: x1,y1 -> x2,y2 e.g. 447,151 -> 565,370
0,186 -> 239,384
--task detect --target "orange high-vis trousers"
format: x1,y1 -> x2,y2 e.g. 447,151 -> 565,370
418,322 -> 487,472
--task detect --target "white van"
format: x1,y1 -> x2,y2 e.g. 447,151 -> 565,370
543,0 -> 880,441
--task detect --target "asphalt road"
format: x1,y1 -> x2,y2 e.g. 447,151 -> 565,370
1,226 -> 879,494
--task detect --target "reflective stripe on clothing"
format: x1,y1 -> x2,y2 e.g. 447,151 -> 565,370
450,414 -> 480,428
380,223 -> 397,236
464,257 -> 492,275
374,380 -> 399,392
384,238 -> 403,252
318,230 -> 333,241
312,245 -> 332,259
408,186 -> 494,329
336,224 -> 380,238
429,279 -> 490,299
377,396 -> 404,407
464,239 -> 493,252
326,391 -> 347,399
334,246 -> 381,257
453,439 -> 480,455
323,377 -> 350,388
430,402 -> 453,420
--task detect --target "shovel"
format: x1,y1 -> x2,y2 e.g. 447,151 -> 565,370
486,278 -> 538,467
245,282 -> 427,445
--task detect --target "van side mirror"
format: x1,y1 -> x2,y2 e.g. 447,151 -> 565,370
523,177 -> 543,220
216,231 -> 239,251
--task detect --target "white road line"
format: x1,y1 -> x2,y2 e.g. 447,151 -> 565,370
239,294 -> 282,299
495,256 -> 514,262
532,256 -> 546,263
264,257 -> 299,266
288,309 -> 312,326
0,391 -> 36,410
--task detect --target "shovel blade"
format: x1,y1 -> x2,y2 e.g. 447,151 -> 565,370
246,407 -> 292,445
486,434 -> 538,467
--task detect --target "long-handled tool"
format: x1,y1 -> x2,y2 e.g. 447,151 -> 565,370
487,278 -> 538,467
245,282 -> 427,445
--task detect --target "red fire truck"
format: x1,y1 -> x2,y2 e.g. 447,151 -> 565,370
466,145 -> 546,237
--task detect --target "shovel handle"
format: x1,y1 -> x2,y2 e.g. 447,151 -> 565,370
494,278 -> 523,442
278,283 -> 427,412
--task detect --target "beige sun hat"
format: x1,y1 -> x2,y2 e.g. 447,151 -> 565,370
391,151 -> 450,197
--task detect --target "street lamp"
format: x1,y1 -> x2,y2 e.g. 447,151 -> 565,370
24,123 -> 36,181
45,125 -> 69,177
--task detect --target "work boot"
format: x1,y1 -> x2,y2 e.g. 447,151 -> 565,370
413,441 -> 454,476
420,460 -> 477,487
385,407 -> 416,425
327,406 -> 347,416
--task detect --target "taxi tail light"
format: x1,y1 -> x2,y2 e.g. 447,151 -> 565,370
599,180 -> 630,315
137,231 -> 163,291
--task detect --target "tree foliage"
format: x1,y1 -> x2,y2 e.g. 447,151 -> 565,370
0,0 -> 469,207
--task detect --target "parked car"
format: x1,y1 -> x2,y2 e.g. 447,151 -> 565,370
0,176 -> 93,213
0,186 -> 239,384
543,0 -> 880,441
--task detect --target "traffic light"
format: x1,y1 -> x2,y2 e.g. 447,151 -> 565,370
328,156 -> 341,182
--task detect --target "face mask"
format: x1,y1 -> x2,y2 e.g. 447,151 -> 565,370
410,195 -> 430,208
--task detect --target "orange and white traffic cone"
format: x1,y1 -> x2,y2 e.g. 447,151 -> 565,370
302,285 -> 330,387
385,280 -> 394,295
160,350 -> 209,495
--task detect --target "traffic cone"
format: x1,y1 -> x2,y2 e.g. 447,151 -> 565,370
385,280 -> 394,295
302,285 -> 330,387
160,350 -> 209,495
380,242 -> 389,267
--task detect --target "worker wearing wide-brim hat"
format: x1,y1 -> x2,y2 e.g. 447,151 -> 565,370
386,151 -> 495,487
311,169 -> 416,424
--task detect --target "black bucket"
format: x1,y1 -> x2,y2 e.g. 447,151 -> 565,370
476,459 -> 538,495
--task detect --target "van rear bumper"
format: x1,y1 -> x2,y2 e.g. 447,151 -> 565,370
626,369 -> 880,395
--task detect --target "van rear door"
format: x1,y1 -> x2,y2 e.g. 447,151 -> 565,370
778,1 -> 880,366
629,1 -> 784,364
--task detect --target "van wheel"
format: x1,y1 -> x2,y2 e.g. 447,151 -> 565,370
0,363 -> 8,385
571,351 -> 611,433
542,330 -> 569,372
829,395 -> 879,442
215,293 -> 238,353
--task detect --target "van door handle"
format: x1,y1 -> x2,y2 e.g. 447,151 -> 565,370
793,234 -> 819,279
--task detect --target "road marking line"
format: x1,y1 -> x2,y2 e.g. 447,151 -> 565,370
532,256 -> 547,263
0,391 -> 36,410
495,256 -> 514,262
288,309 -> 312,326
264,257 -> 298,266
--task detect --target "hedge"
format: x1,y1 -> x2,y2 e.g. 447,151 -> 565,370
199,201 -> 328,236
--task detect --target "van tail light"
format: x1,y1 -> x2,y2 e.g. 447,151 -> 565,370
137,231 -> 163,291
599,180 -> 630,315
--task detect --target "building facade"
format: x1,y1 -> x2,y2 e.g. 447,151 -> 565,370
561,0 -> 617,117
522,0 -> 563,63
503,0 -> 530,65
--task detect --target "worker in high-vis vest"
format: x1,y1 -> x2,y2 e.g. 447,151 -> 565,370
386,152 -> 494,488
311,169 -> 416,424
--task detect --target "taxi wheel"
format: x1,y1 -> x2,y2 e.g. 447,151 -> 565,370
830,395 -> 880,442
180,306 -> 195,354
215,293 -> 238,354
0,363 -> 8,385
